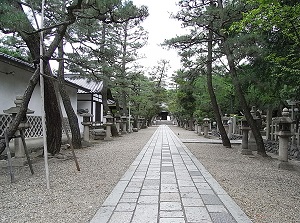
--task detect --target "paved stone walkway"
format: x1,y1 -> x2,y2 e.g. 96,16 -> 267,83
90,125 -> 252,223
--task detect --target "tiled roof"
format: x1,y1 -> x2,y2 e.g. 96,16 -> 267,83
0,52 -> 90,91
0,52 -> 34,69
65,76 -> 103,93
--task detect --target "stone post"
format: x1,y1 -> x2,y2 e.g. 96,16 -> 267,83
274,108 -> 293,169
184,119 -> 187,129
195,121 -> 199,134
271,118 -> 275,141
240,117 -> 253,155
203,117 -> 210,138
3,96 -> 34,163
231,115 -> 236,134
248,106 -> 260,151
266,108 -> 272,140
80,112 -> 93,142
222,115 -> 229,134
138,117 -> 143,130
197,124 -> 202,136
121,114 -> 127,134
104,111 -> 113,140
115,112 -> 121,135
228,117 -> 233,139
141,117 -> 146,129
127,115 -> 133,133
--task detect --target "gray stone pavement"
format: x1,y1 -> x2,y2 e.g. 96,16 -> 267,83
90,125 -> 252,223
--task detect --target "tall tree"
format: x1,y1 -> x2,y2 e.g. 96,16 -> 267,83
113,18 -> 148,115
0,0 -> 82,155
166,0 -> 231,147
65,2 -> 148,116
215,0 -> 267,156
0,0 -> 148,154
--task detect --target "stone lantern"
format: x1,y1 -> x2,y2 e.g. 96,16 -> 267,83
115,112 -> 121,135
80,112 -> 93,142
227,118 -> 233,139
184,118 -> 187,129
197,120 -> 203,136
104,111 -> 113,140
195,120 -> 199,134
3,96 -> 34,164
127,115 -> 133,133
240,117 -> 252,155
141,117 -> 146,129
274,108 -> 294,168
248,106 -> 260,151
222,115 -> 230,134
138,117 -> 143,130
121,113 -> 127,134
203,117 -> 210,138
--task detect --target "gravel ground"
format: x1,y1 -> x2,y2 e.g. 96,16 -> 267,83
0,127 -> 157,223
169,125 -> 300,223
1,125 -> 300,223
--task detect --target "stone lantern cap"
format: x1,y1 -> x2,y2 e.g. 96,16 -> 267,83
240,116 -> 250,130
115,112 -> 121,122
3,107 -> 34,115
273,108 -> 294,124
80,112 -> 93,125
121,113 -> 127,122
273,108 -> 294,134
105,111 -> 114,123
80,112 -> 93,117
3,95 -> 34,115
222,115 -> 229,120
203,117 -> 210,126
222,115 -> 229,125
203,117 -> 210,122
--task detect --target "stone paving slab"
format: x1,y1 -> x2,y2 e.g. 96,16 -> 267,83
90,125 -> 252,223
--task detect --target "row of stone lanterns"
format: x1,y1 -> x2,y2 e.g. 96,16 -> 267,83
81,111 -> 145,142
194,118 -> 211,138
240,107 -> 294,169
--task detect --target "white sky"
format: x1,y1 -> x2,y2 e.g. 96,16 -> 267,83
132,0 -> 184,77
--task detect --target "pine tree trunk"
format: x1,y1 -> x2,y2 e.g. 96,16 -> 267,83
101,80 -> 110,113
57,41 -> 82,150
207,28 -> 231,148
0,1 -> 82,155
216,0 -> 266,155
44,74 -> 62,155
225,48 -> 267,156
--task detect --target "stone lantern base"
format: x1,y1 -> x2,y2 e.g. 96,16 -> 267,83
277,161 -> 295,170
0,157 -> 28,167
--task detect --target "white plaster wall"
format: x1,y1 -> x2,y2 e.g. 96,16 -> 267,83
0,61 -> 36,114
0,60 -> 81,132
